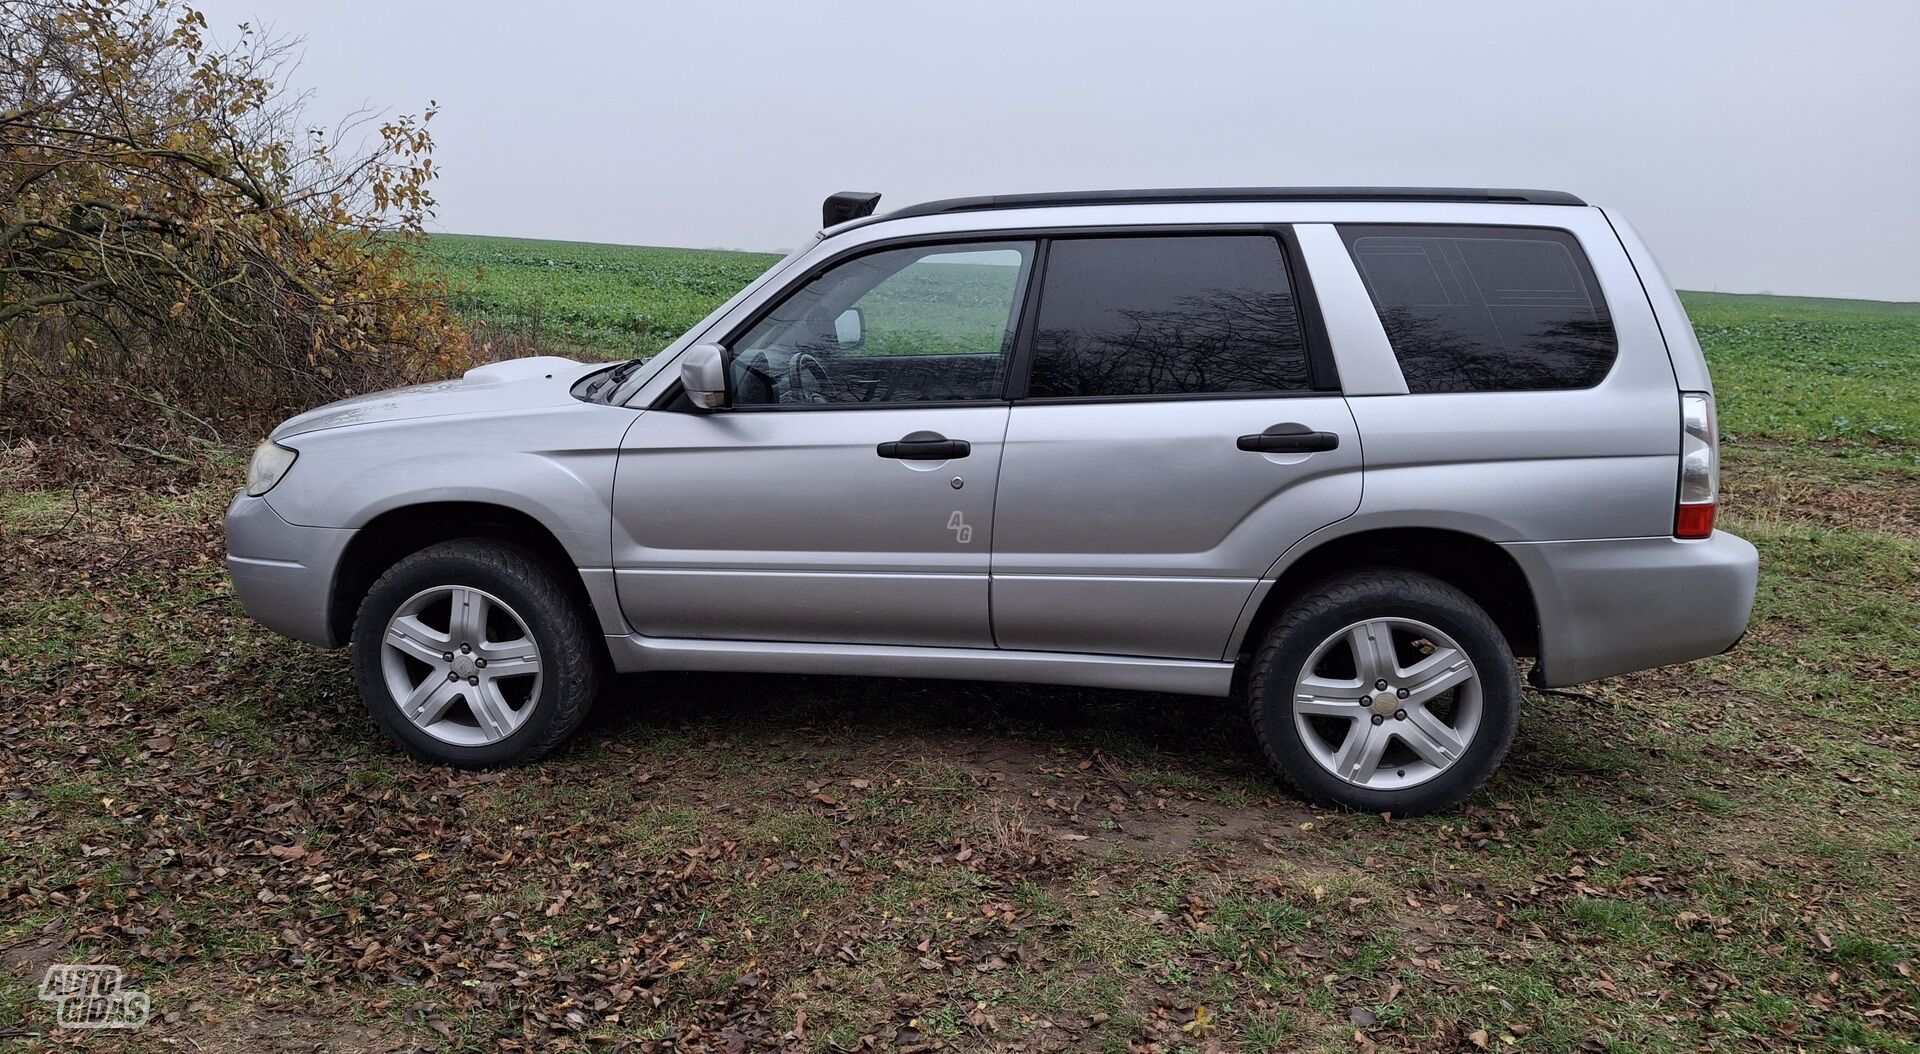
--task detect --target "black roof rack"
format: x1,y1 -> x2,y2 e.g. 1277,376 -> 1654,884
881,186 -> 1584,222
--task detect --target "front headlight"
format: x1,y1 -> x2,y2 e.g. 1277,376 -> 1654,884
245,440 -> 299,496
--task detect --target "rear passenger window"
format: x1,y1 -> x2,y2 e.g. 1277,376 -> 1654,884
1026,235 -> 1311,399
1340,226 -> 1616,393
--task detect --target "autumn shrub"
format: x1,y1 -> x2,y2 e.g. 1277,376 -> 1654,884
0,0 -> 471,449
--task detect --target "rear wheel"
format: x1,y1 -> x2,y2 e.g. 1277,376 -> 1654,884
1246,570 -> 1519,815
351,539 -> 600,767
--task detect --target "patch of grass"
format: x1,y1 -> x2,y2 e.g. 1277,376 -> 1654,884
1565,897 -> 1660,942
602,803 -> 705,857
0,487 -> 75,529
1199,895 -> 1311,965
1239,1007 -> 1309,1052
0,969 -> 41,1032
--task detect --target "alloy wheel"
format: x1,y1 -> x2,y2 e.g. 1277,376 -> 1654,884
379,585 -> 543,746
1290,617 -> 1483,791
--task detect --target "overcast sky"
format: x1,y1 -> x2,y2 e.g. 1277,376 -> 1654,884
194,0 -> 1920,301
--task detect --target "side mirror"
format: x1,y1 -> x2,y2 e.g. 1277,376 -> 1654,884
833,307 -> 865,350
680,343 -> 729,410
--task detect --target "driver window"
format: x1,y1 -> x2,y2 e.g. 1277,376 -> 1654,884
729,241 -> 1033,405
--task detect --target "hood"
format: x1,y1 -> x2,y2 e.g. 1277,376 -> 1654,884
271,357 -> 600,440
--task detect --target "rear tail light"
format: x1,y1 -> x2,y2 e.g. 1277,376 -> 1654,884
1676,391 -> 1718,538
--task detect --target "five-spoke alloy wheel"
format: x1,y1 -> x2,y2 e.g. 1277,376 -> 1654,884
352,539 -> 601,767
380,585 -> 544,746
1247,570 -> 1519,815
1290,617 -> 1482,792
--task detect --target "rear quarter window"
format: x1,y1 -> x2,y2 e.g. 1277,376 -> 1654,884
1339,225 -> 1617,393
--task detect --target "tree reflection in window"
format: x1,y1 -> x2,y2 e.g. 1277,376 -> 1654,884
1342,227 -> 1618,393
1027,236 -> 1311,399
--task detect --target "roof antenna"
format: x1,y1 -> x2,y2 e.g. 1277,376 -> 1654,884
823,192 -> 882,229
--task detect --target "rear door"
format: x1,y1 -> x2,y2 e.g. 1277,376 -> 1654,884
990,232 -> 1362,660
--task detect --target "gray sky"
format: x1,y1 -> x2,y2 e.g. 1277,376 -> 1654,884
196,0 -> 1920,301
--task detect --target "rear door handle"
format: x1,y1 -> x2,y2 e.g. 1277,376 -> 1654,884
877,430 -> 971,460
1237,422 -> 1339,453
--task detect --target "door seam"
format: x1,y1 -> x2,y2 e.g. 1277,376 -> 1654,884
984,404 -> 1013,649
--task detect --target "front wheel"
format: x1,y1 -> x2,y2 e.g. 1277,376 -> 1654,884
351,539 -> 601,767
1246,570 -> 1520,816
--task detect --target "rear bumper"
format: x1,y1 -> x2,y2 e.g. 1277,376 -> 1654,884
1502,530 -> 1759,687
225,493 -> 354,647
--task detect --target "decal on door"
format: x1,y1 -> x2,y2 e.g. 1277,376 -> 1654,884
947,511 -> 974,544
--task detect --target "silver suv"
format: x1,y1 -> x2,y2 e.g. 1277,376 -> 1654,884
226,187 -> 1759,815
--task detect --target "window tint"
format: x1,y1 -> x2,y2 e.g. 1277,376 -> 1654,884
1340,225 -> 1616,393
1026,235 -> 1311,399
731,241 -> 1032,405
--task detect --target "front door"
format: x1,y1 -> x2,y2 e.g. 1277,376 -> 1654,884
991,233 -> 1363,660
611,240 -> 1035,648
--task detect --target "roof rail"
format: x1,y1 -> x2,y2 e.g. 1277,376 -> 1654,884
882,186 -> 1585,221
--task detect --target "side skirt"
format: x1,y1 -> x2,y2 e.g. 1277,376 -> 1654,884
603,635 -> 1236,697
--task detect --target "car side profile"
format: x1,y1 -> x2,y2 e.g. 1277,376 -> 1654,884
226,187 -> 1759,815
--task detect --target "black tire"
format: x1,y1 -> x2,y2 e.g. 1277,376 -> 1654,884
1246,569 -> 1519,816
351,539 -> 602,767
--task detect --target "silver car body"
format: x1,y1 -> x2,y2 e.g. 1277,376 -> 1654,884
227,195 -> 1758,696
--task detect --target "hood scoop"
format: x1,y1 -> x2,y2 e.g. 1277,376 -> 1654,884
461,355 -> 582,386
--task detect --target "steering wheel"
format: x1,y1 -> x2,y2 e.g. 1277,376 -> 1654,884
730,350 -> 778,405
783,352 -> 831,404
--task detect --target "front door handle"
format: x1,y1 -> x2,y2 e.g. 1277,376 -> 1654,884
877,430 -> 971,460
1237,422 -> 1339,453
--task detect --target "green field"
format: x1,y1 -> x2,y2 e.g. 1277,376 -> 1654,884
422,233 -> 780,356
423,234 -> 1027,363
1688,291 -> 1920,459
4,237 -> 1917,1052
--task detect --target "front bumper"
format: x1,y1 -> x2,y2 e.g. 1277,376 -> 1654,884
225,493 -> 355,647
1502,530 -> 1759,688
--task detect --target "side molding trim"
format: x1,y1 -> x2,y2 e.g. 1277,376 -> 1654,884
603,635 -> 1236,697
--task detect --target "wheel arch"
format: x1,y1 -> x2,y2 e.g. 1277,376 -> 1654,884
328,502 -> 608,649
1234,526 -> 1540,665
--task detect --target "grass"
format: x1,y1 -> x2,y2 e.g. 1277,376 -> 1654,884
2,236 -> 1917,1051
